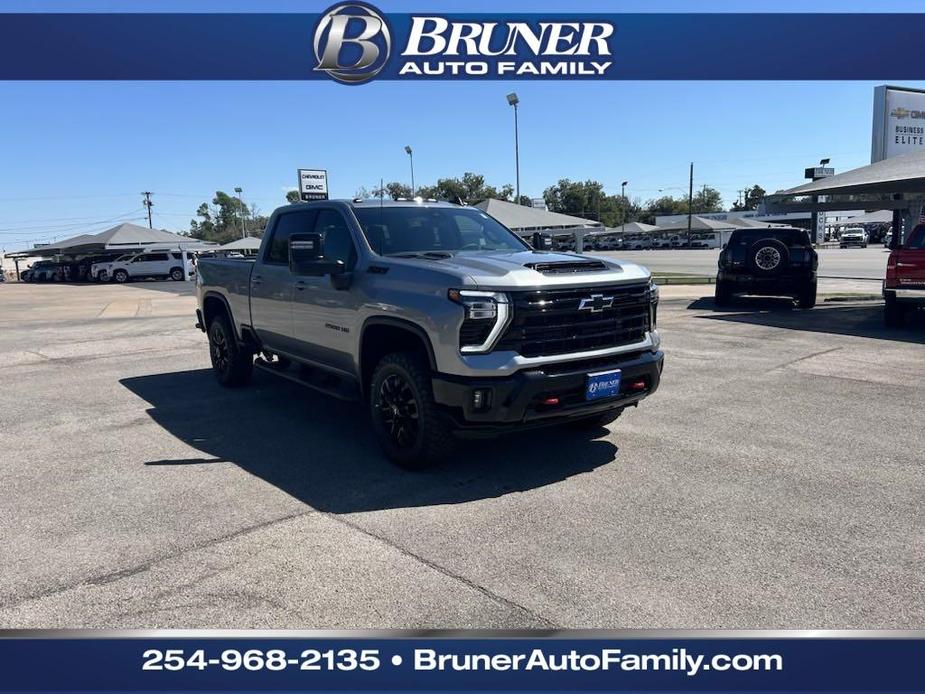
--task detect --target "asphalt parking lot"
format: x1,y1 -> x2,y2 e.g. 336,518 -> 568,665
0,281 -> 922,629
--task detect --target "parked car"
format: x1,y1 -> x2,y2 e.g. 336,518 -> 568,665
884,231 -> 893,248
196,200 -> 663,469
883,223 -> 925,327
21,260 -> 64,283
105,251 -> 194,283
91,253 -> 134,282
80,253 -> 123,282
840,227 -> 868,248
715,227 -> 818,308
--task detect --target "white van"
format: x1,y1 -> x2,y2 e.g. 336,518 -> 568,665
106,251 -> 195,283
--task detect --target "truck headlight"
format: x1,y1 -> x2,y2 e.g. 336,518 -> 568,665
448,289 -> 511,354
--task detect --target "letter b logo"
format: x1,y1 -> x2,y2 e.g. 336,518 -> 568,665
314,3 -> 391,84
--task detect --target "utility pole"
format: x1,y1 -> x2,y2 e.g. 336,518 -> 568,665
234,187 -> 245,238
142,192 -> 153,228
686,163 -> 694,247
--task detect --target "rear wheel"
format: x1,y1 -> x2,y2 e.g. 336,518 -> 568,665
884,295 -> 906,328
714,280 -> 733,306
207,314 -> 253,387
797,280 -> 817,309
369,351 -> 453,470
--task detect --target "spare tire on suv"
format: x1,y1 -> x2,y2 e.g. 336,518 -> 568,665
747,238 -> 790,276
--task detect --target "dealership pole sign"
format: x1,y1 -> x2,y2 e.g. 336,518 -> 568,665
298,169 -> 329,201
871,85 -> 925,163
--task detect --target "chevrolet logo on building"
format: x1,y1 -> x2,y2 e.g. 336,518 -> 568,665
890,106 -> 925,120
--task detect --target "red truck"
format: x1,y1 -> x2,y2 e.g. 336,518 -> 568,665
884,223 -> 925,327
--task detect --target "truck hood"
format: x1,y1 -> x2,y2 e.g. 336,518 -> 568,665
388,250 -> 651,289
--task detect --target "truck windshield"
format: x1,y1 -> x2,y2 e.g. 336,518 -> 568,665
353,206 -> 529,256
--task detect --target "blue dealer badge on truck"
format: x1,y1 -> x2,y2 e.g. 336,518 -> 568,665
586,369 -> 621,401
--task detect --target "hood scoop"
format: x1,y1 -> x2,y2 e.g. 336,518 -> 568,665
524,259 -> 609,274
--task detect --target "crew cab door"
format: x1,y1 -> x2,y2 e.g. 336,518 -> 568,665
250,208 -> 317,353
291,208 -> 361,373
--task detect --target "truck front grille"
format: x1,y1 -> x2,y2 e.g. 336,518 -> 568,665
496,283 -> 650,357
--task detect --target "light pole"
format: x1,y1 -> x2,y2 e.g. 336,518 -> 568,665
234,186 -> 245,238
621,180 -> 628,234
507,92 -> 520,205
404,145 -> 415,197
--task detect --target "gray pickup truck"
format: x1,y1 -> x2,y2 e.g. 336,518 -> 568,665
196,199 -> 663,468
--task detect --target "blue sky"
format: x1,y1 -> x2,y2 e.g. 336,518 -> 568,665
2,0 -> 924,250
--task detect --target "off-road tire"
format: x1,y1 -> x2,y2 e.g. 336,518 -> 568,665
714,280 -> 733,306
170,267 -> 185,281
207,313 -> 253,387
369,351 -> 453,470
748,238 -> 790,276
568,409 -> 623,430
797,281 -> 817,309
884,295 -> 906,328
112,269 -> 129,283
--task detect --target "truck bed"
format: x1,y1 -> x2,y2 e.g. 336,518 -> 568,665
197,257 -> 255,334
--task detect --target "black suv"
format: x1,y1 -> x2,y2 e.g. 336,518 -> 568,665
715,227 -> 818,308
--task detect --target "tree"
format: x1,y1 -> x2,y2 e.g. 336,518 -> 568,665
371,181 -> 413,200
731,184 -> 766,211
188,190 -> 253,244
691,185 -> 724,214
285,190 -> 301,204
417,172 -> 513,203
542,179 -> 638,227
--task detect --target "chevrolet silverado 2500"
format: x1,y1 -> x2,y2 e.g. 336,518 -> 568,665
196,200 -> 663,468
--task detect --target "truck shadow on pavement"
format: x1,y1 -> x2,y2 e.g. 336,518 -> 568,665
120,369 -> 620,513
686,297 -> 925,344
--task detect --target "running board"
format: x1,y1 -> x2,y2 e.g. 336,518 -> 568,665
254,358 -> 359,401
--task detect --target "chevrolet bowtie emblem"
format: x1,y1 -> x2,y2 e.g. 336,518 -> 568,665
578,294 -> 614,312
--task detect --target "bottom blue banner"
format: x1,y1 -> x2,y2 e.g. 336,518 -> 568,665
0,634 -> 922,692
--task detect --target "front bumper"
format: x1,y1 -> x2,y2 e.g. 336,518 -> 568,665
431,349 -> 664,436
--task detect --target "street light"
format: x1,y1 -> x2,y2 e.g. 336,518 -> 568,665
234,186 -> 245,239
507,92 -> 520,205
621,181 -> 628,234
404,145 -> 415,197
820,158 -> 830,166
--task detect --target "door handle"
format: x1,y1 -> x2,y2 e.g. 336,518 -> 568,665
251,275 -> 262,285
295,280 -> 306,291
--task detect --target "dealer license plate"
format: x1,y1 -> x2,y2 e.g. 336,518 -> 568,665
585,369 -> 621,401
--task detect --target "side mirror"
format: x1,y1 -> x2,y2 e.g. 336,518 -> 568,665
290,233 -> 352,289
531,232 -> 547,250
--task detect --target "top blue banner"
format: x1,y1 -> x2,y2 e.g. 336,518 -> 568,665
0,7 -> 922,82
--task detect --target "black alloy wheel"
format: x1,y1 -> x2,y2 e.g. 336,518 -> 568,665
377,373 -> 420,450
209,321 -> 230,374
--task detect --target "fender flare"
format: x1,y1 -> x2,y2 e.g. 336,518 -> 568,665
359,316 -> 438,372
